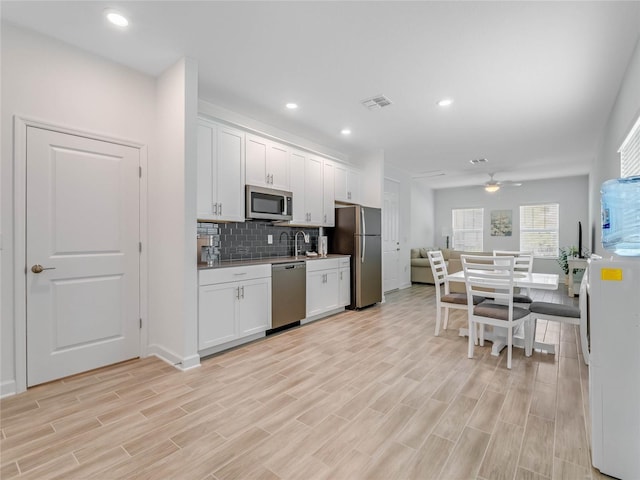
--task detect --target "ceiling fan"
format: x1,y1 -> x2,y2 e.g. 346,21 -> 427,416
483,173 -> 522,193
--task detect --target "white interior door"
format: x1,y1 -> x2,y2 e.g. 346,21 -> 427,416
26,127 -> 140,386
383,179 -> 400,292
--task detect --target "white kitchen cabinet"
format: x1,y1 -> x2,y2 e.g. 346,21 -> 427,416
198,282 -> 238,349
290,149 -> 323,225
322,160 -> 335,227
334,163 -> 361,204
198,265 -> 271,351
197,119 -> 245,222
339,258 -> 351,307
245,134 -> 289,191
306,258 -> 343,318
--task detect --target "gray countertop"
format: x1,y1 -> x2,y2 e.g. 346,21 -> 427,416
198,254 -> 350,270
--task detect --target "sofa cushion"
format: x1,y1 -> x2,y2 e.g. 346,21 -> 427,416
449,250 -> 491,260
410,248 -> 420,259
411,257 -> 432,267
419,248 -> 430,258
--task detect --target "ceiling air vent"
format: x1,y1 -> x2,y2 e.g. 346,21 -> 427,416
470,158 -> 488,165
361,95 -> 393,110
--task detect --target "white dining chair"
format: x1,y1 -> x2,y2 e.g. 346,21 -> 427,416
428,250 -> 484,336
528,268 -> 589,365
493,250 -> 534,304
462,255 -> 533,369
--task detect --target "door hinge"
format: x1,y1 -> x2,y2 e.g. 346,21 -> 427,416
139,318 -> 142,329
139,166 -> 142,178
139,242 -> 142,253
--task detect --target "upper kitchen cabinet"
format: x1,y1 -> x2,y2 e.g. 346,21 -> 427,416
290,149 -> 323,225
334,163 -> 361,204
197,119 -> 245,222
322,160 -> 335,227
245,134 -> 290,191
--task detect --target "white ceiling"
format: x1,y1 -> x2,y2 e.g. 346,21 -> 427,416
2,1 -> 639,188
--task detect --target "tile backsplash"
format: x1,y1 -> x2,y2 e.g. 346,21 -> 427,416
197,221 -> 319,262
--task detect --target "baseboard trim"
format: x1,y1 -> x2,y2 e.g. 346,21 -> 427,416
147,345 -> 201,371
1,380 -> 17,398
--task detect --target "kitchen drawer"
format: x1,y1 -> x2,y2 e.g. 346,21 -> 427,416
199,264 -> 271,286
305,258 -> 341,272
339,257 -> 350,268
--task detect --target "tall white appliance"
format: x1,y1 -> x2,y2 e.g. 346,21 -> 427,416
589,258 -> 640,479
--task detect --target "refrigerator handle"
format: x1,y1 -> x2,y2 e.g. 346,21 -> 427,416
361,207 -> 366,235
362,235 -> 366,263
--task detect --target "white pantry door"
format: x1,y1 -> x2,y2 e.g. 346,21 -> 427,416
26,127 -> 140,386
383,179 -> 400,292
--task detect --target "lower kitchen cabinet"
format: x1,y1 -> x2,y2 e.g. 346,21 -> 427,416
198,265 -> 271,351
306,258 -> 350,318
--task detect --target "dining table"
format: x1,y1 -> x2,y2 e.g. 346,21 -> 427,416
446,270 -> 560,356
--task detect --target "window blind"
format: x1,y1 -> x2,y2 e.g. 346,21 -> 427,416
520,204 -> 559,257
620,114 -> 640,177
452,208 -> 483,251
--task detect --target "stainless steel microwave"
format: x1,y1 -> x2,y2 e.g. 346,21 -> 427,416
245,185 -> 293,221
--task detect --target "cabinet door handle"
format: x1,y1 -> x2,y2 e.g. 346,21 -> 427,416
219,203 -> 222,215
213,202 -> 218,215
240,285 -> 245,299
236,286 -> 240,299
270,174 -> 274,184
324,214 -> 327,223
266,174 -> 270,184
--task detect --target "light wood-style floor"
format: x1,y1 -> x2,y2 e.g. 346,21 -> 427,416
1,284 -> 609,480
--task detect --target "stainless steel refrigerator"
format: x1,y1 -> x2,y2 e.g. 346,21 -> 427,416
330,205 -> 382,309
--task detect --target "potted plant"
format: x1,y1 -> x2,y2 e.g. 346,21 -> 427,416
557,246 -> 579,276
557,246 -> 590,282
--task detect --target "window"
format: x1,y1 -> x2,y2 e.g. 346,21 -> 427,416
620,114 -> 640,177
520,204 -> 559,257
452,208 -> 483,251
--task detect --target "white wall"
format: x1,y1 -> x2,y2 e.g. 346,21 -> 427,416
434,175 -> 589,275
411,181 -> 436,248
147,58 -> 200,369
592,37 -> 640,255
0,23 -> 156,395
384,164 -> 413,288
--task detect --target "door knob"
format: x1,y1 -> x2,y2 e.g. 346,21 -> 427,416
31,264 -> 56,274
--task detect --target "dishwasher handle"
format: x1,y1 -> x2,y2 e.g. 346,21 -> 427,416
272,262 -> 306,272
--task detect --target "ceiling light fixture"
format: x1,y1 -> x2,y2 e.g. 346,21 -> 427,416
484,184 -> 500,193
105,10 -> 129,27
341,128 -> 351,135
285,103 -> 298,110
437,98 -> 453,107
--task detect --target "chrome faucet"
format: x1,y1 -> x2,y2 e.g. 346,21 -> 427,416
294,231 -> 308,258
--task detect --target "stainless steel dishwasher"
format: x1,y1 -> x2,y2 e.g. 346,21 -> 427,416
271,261 -> 306,330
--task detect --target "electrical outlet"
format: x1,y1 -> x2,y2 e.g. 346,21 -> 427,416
267,234 -> 273,244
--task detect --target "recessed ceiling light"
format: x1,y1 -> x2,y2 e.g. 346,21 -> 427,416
341,128 -> 351,135
437,98 -> 453,107
285,103 -> 298,110
105,10 -> 129,27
